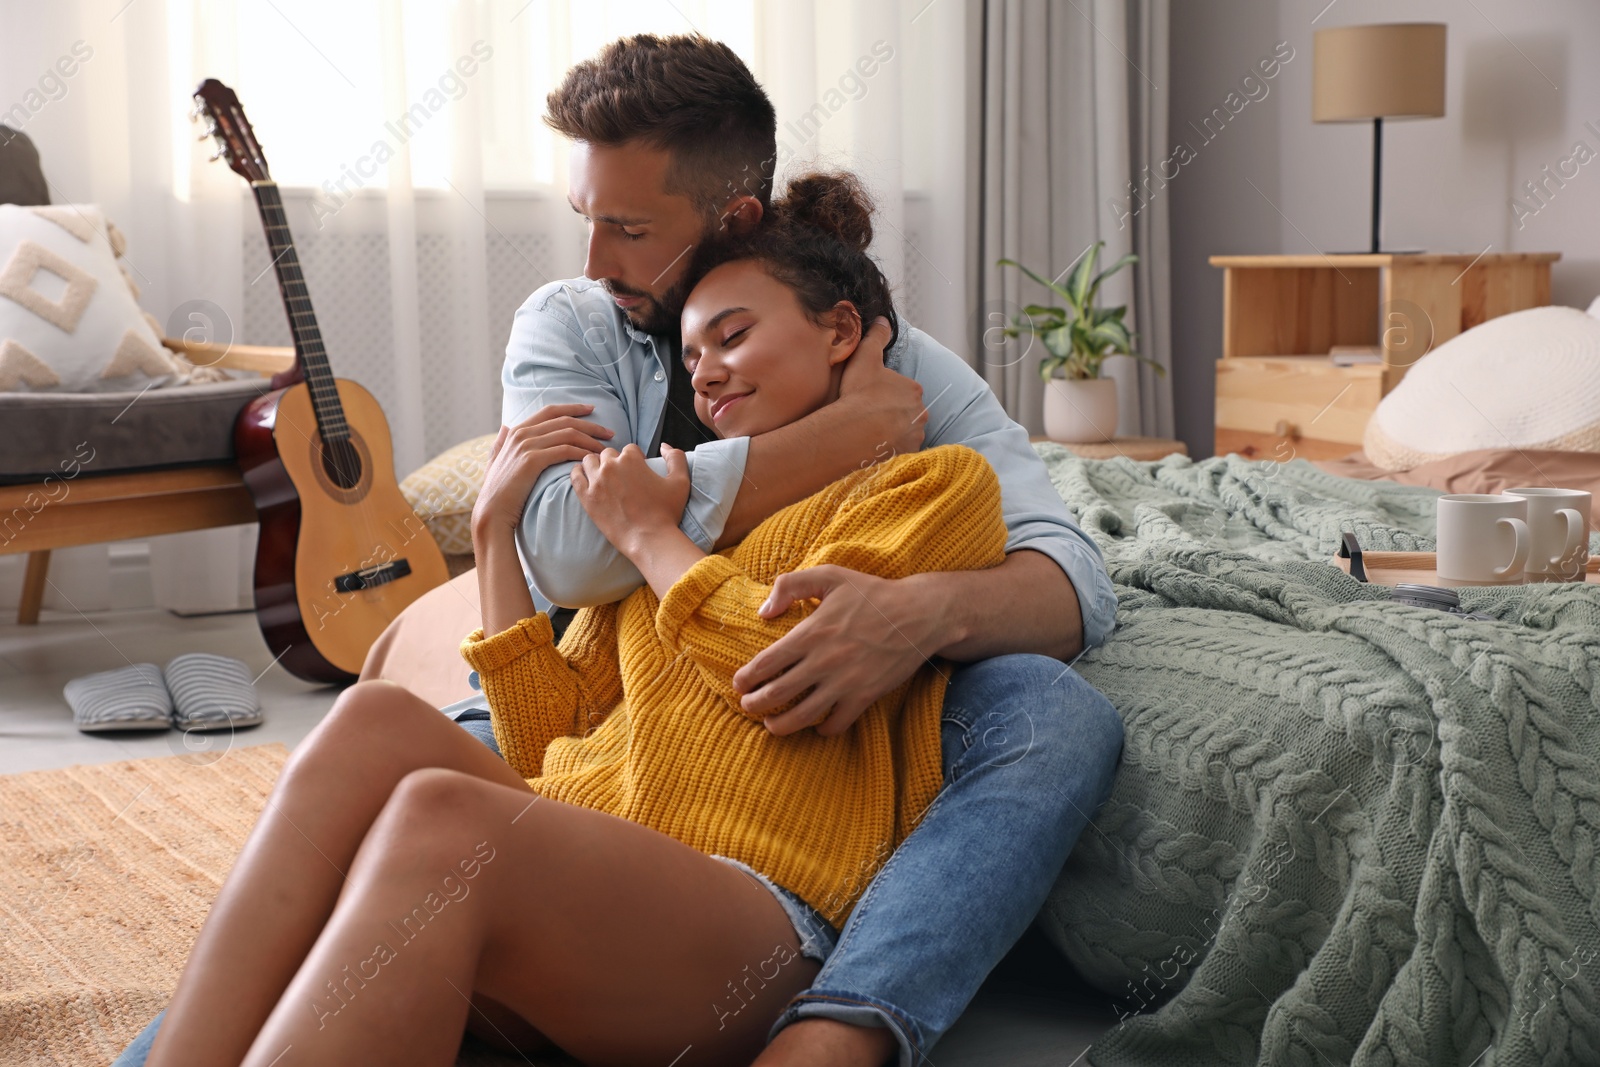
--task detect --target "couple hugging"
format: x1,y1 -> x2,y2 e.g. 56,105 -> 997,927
124,33 -> 1123,1067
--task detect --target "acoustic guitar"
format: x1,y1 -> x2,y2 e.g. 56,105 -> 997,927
194,79 -> 448,684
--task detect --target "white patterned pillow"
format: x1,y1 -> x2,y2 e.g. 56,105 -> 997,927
1363,304 -> 1600,471
0,203 -> 178,392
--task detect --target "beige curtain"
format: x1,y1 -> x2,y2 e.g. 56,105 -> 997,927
977,0 -> 1173,439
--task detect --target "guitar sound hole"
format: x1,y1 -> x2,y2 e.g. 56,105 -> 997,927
321,437 -> 364,490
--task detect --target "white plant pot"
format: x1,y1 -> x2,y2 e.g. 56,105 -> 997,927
1043,376 -> 1118,444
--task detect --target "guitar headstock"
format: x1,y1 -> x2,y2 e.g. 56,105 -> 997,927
192,78 -> 269,182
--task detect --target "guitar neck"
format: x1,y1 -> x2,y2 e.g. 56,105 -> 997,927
251,180 -> 349,442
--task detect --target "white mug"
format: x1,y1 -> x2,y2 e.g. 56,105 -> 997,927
1505,486 -> 1591,582
1436,494 -> 1530,585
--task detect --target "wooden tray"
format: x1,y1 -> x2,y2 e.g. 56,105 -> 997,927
1331,549 -> 1600,587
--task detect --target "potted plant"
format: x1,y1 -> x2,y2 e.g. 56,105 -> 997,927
999,242 -> 1164,443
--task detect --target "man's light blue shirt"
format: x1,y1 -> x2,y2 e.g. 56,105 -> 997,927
500,276 -> 1117,650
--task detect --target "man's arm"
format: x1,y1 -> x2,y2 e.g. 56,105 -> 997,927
503,287 -> 913,606
914,549 -> 1084,663
735,323 -> 1116,734
735,550 -> 1083,733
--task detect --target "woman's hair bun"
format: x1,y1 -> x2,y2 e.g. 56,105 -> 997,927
777,172 -> 875,252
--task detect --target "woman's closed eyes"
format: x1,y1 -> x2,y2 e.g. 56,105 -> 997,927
683,319 -> 753,373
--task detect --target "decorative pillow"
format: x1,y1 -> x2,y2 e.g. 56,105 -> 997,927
0,203 -> 178,392
1363,305 -> 1600,471
399,433 -> 495,556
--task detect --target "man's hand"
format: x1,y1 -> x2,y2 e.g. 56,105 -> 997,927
570,442 -> 691,557
837,316 -> 927,458
733,565 -> 947,736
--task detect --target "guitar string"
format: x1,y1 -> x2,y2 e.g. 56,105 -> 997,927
257,183 -> 400,640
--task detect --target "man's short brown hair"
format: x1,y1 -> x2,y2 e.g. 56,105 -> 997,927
544,34 -> 778,219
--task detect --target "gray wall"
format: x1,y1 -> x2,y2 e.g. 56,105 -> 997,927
1168,0 -> 1600,458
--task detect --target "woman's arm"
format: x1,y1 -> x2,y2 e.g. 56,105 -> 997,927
459,603 -> 623,778
469,405 -> 627,776
569,441 -> 706,599
473,402 -> 615,634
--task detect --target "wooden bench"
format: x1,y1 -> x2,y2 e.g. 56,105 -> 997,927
4,339 -> 293,624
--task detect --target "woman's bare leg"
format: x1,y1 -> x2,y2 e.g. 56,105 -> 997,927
241,767 -> 822,1067
146,681 -> 538,1067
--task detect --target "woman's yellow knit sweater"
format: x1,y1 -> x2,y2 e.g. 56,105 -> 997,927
458,444 -> 1007,929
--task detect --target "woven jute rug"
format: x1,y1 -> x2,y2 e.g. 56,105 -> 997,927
0,744 -> 569,1066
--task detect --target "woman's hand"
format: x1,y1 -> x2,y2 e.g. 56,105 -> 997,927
473,404 -> 615,534
570,442 -> 691,558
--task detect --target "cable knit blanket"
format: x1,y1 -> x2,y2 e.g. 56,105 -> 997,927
1030,448 -> 1600,1067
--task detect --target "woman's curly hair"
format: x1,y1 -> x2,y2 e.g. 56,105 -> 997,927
684,171 -> 898,349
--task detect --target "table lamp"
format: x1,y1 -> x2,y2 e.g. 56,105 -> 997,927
1313,23 -> 1446,253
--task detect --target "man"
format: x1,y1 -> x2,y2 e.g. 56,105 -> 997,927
462,34 -> 1125,1067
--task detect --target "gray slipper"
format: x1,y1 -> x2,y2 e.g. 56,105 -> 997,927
64,664 -> 173,732
162,653 -> 263,732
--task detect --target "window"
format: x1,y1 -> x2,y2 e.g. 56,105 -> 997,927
183,0 -> 755,194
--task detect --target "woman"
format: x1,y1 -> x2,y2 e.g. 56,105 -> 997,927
138,174 -> 1008,1067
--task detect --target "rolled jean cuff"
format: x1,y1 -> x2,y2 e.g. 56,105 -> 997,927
768,988 -> 923,1067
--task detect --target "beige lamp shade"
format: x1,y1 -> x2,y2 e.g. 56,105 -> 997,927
1313,23 -> 1446,122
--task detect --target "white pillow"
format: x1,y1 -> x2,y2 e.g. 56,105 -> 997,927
0,203 -> 177,392
1363,305 -> 1600,470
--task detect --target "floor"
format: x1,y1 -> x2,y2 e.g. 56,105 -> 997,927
0,603 -> 338,775
0,603 -> 1120,1065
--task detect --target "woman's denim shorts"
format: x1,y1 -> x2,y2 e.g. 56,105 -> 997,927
709,854 -> 838,964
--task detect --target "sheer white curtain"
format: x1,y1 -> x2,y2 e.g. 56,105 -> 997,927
5,0 -> 970,472
0,0 -> 972,611
757,0 -> 973,370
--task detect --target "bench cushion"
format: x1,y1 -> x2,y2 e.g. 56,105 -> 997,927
0,377 -> 271,484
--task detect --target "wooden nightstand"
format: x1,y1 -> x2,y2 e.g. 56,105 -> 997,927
1210,252 -> 1560,460
1029,435 -> 1188,461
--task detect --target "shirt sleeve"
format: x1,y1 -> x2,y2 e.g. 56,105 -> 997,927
654,445 -> 1008,720
458,603 -> 624,779
501,282 -> 751,609
899,325 -> 1119,649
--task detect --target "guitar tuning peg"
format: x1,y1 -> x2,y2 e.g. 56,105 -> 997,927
198,128 -> 214,142
209,146 -> 226,162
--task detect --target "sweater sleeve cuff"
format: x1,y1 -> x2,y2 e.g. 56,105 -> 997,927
460,612 -> 556,675
655,554 -> 746,651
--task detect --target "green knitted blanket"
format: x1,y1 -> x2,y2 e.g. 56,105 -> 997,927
1031,447 -> 1600,1067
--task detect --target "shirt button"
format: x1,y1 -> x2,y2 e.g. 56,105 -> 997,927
654,369 -> 665,381
468,671 -> 481,691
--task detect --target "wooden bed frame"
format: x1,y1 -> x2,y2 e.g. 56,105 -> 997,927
3,339 -> 293,624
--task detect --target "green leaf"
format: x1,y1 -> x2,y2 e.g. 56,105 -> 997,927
997,258 -> 1079,309
1089,252 -> 1139,294
1065,242 -> 1103,311
1022,304 -> 1065,320
1128,352 -> 1167,376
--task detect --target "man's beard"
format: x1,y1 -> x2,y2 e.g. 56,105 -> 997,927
607,271 -> 695,338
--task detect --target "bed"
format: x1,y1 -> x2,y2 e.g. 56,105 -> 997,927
1028,445 -> 1600,1066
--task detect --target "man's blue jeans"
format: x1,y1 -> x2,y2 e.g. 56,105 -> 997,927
112,653 -> 1123,1067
